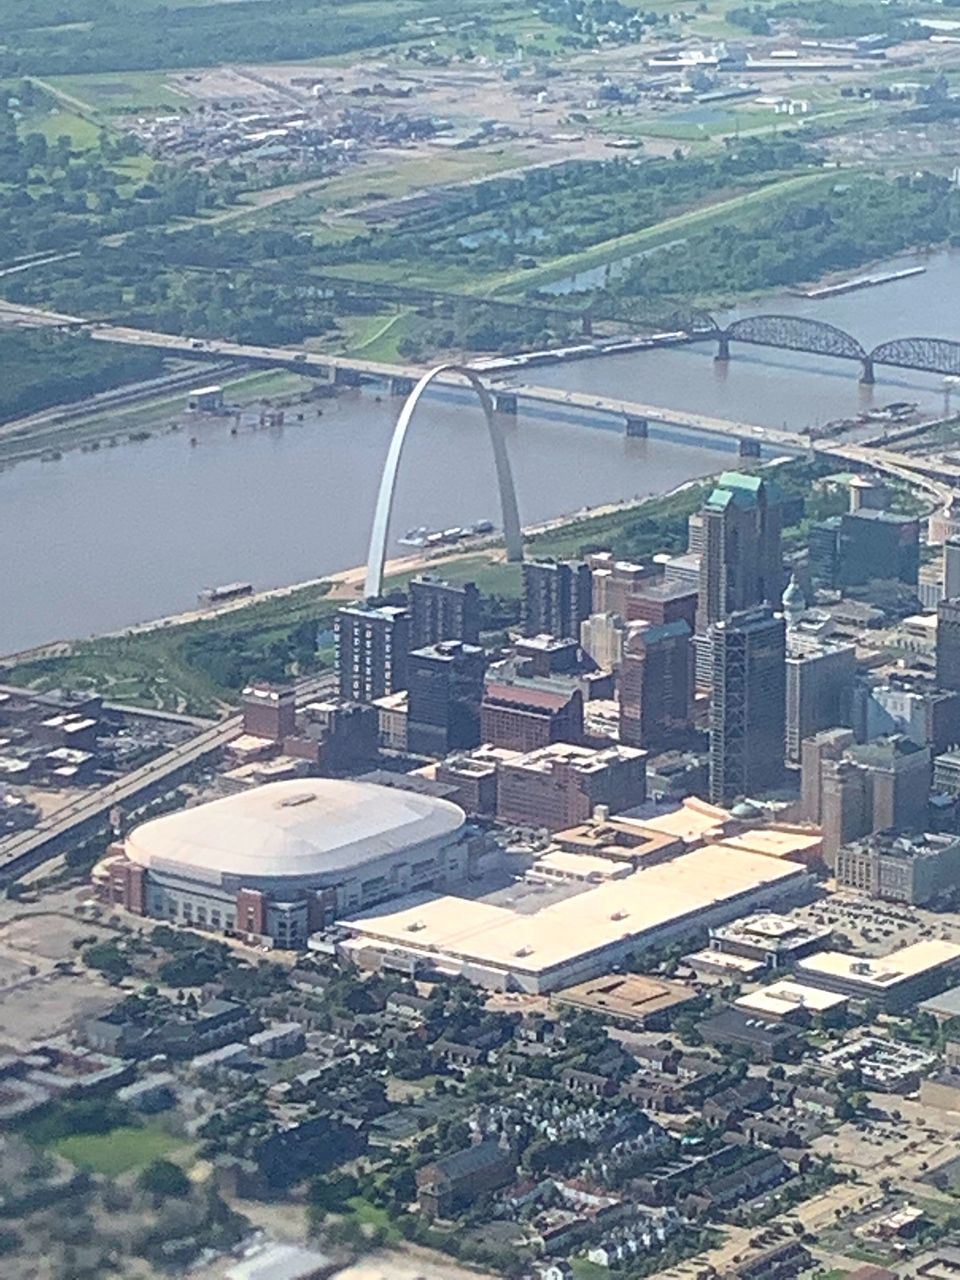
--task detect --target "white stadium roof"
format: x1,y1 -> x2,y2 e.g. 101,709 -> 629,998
125,778 -> 465,883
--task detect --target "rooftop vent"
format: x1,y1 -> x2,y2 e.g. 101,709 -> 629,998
276,792 -> 315,808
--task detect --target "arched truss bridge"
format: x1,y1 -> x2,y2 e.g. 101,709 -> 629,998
699,313 -> 960,384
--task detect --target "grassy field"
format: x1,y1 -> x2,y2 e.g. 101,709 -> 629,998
5,577 -> 336,713
345,1194 -> 403,1243
52,1125 -> 190,1176
340,310 -> 411,361
20,104 -> 102,148
570,1259 -> 613,1280
43,70 -> 192,114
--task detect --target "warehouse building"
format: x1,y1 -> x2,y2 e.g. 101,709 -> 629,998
340,844 -> 811,993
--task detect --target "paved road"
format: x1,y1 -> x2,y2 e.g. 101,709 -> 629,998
3,304 -> 956,498
0,361 -> 238,445
0,672 -> 336,880
0,304 -> 804,442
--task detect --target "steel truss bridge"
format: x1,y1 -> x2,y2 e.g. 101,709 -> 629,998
69,247 -> 960,380
694,314 -> 960,384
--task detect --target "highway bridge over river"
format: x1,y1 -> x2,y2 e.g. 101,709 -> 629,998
1,302 -> 959,880
3,300 -> 958,503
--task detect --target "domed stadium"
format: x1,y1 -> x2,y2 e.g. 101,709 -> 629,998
95,778 -> 467,947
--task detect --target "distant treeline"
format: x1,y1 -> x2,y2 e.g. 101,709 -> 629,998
585,172 -> 960,310
0,330 -> 164,422
0,0 -> 518,76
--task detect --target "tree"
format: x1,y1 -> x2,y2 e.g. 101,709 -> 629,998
139,1159 -> 191,1200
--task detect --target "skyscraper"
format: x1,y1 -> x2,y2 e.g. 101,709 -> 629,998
696,471 -> 783,687
800,727 -> 855,823
709,605 -> 786,805
335,603 -> 410,704
407,641 -> 486,757
619,620 -> 693,750
522,559 -> 593,640
808,516 -> 842,589
697,471 -> 783,635
785,639 -> 856,765
937,597 -> 960,692
409,575 -> 481,649
838,510 -> 919,588
944,538 -> 960,601
806,732 -> 931,866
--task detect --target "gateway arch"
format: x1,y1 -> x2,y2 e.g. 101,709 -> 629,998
364,364 -> 524,600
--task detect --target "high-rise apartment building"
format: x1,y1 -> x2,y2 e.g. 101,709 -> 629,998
409,575 -> 481,649
522,559 -> 593,640
619,620 -> 693,750
406,641 -> 486,757
627,581 -> 698,630
580,612 -> 627,671
587,553 -> 658,617
785,639 -> 856,765
335,603 -> 410,704
709,605 -> 786,805
938,597 -> 960,692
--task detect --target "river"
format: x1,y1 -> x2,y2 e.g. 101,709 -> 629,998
2,248 -> 958,654
531,248 -> 960,431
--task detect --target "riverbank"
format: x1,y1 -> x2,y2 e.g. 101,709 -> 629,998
0,473 -> 717,714
0,365 -> 324,467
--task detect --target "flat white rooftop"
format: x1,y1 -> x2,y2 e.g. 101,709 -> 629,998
799,939 -> 960,989
628,797 -> 732,847
345,844 -> 806,982
712,911 -> 830,946
685,948 -> 766,976
530,850 -> 632,881
735,980 -> 848,1018
719,829 -> 822,861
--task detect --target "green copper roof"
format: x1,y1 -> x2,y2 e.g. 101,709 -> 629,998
718,471 -> 764,493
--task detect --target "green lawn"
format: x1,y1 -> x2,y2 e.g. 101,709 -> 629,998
21,105 -> 102,149
345,1194 -> 403,1243
390,554 -> 522,599
342,311 -> 412,362
571,1259 -> 613,1280
52,1125 -> 190,1176
42,70 -> 197,115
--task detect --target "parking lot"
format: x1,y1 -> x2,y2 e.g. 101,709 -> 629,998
790,893 -> 960,956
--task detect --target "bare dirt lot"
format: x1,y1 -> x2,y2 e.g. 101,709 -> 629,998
0,898 -> 116,1047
